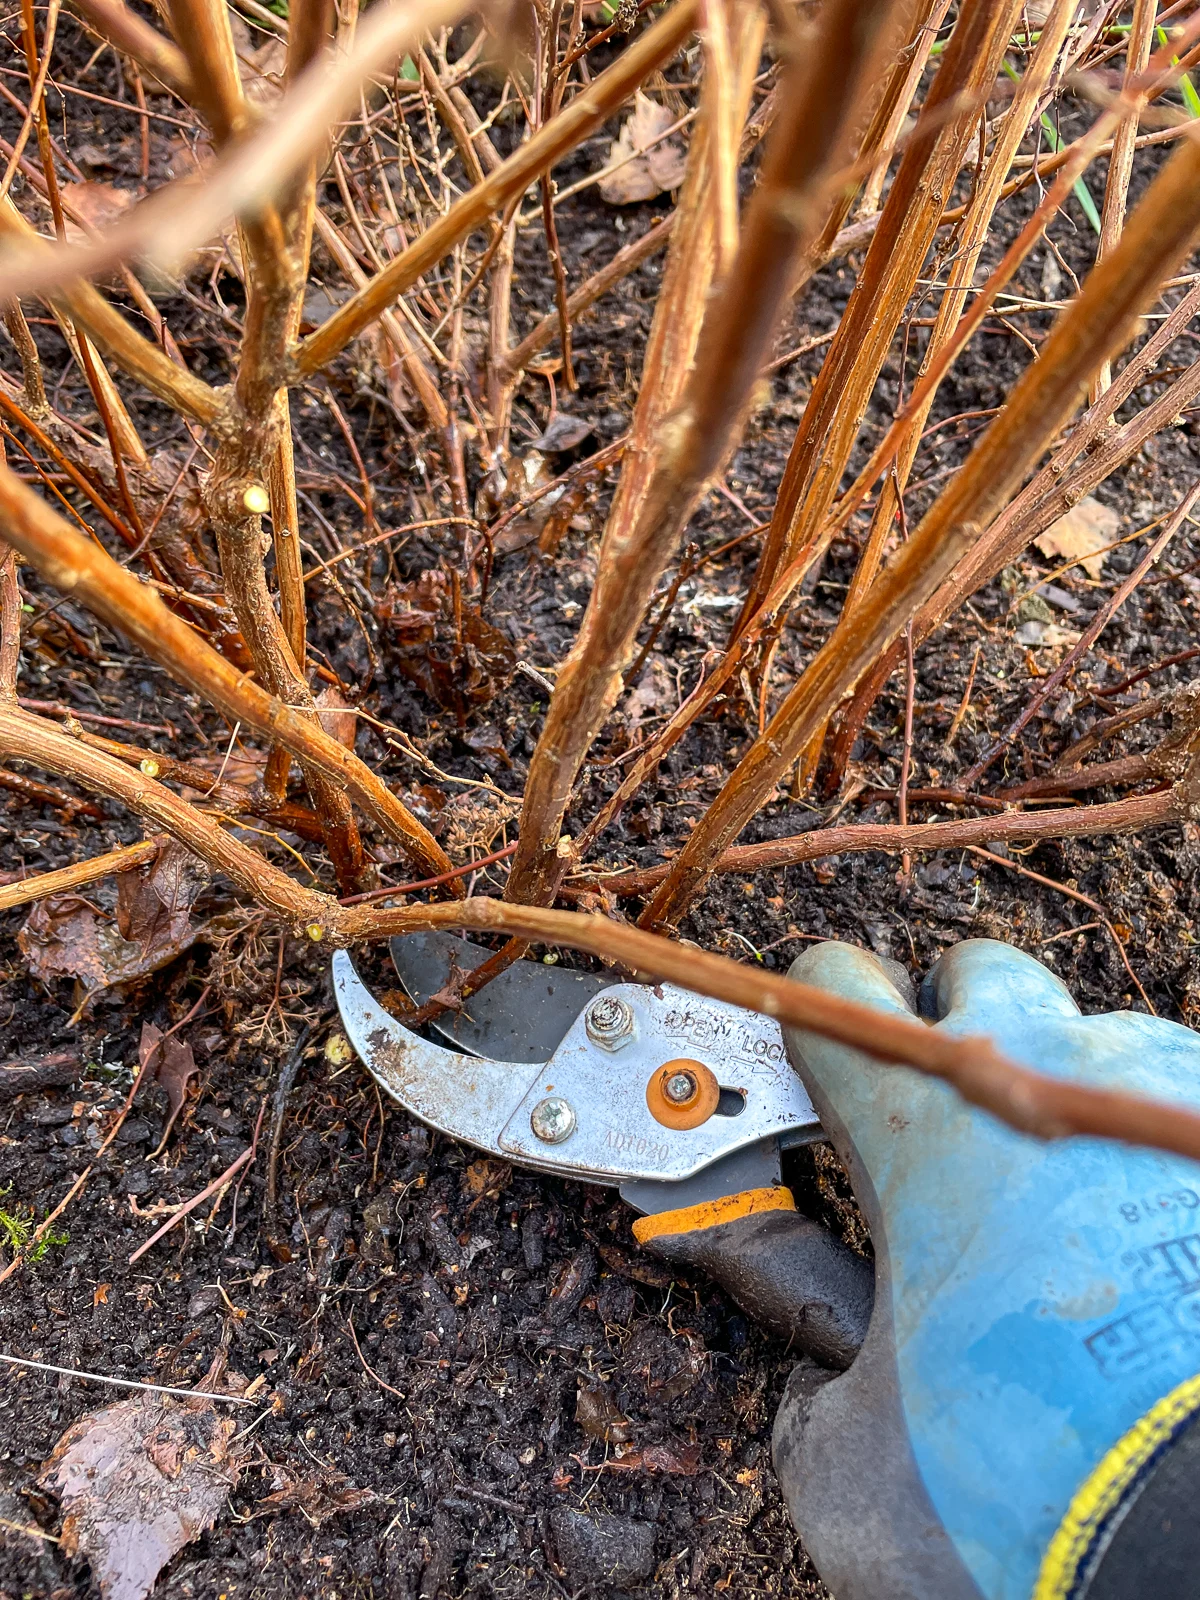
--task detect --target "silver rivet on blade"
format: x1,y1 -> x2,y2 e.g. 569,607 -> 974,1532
530,1096 -> 576,1143
585,995 -> 634,1051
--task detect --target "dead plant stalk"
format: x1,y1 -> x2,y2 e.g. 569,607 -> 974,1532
641,131 -> 1200,932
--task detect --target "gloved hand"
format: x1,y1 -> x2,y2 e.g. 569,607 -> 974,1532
774,939 -> 1200,1600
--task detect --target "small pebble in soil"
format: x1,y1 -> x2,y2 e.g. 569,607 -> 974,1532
550,1507 -> 656,1587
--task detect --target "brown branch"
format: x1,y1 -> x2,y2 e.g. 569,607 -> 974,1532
337,895 -> 1200,1167
731,0 -> 1025,638
177,0 -> 364,887
0,705 -> 333,924
0,460 -> 455,882
502,214 -> 673,381
0,540 -> 20,700
0,765 -> 106,820
574,788 -> 1179,895
295,0 -> 702,375
0,197 -> 223,425
0,836 -> 164,913
1090,0 -> 1156,400
0,0 -> 471,305
641,126 -> 1200,931
503,0 -> 912,907
68,0 -> 196,98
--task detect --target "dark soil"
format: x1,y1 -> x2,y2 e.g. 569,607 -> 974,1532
4,15 -> 1200,1600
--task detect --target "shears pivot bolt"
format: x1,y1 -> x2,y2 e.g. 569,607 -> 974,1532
664,1070 -> 699,1105
530,1096 -> 577,1144
586,995 -> 635,1050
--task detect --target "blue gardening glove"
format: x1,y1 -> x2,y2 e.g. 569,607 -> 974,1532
775,939 -> 1200,1600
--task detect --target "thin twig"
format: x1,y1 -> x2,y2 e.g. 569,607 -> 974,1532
0,1352 -> 255,1405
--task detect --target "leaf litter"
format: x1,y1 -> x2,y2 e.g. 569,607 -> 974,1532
40,1393 -> 245,1600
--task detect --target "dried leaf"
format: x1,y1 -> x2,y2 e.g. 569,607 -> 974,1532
315,686 -> 358,749
230,13 -> 287,105
63,181 -> 137,237
116,841 -> 207,960
464,1158 -> 512,1198
40,1395 -> 242,1600
605,1440 -> 703,1475
19,889 -> 198,999
599,92 -> 687,204
137,1021 -> 199,1142
376,570 -> 516,720
1033,496 -> 1120,580
576,1381 -> 634,1444
252,1465 -> 374,1524
533,412 -> 594,453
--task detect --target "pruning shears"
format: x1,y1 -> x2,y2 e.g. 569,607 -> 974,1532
332,933 -> 872,1366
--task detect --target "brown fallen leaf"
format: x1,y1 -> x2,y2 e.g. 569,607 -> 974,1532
137,1021 -> 199,1147
116,841 -> 208,961
576,1381 -> 635,1444
1033,496 -> 1121,581
315,685 -> 358,749
532,412 -> 594,453
464,1157 -> 512,1199
605,1440 -> 703,1475
598,92 -> 687,205
376,570 -> 516,721
40,1395 -> 243,1600
63,181 -> 137,239
19,895 -> 191,1002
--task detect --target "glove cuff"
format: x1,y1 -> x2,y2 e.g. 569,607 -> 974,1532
1036,1371 -> 1200,1599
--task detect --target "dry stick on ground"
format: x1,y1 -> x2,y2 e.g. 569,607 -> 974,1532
729,0 -> 1025,645
640,131 -> 1200,933
502,0 -> 913,910
339,896 -> 1200,1168
294,0 -> 701,376
0,836 -> 165,913
0,464 -> 455,882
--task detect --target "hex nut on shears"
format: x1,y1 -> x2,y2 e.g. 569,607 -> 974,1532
586,995 -> 635,1051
